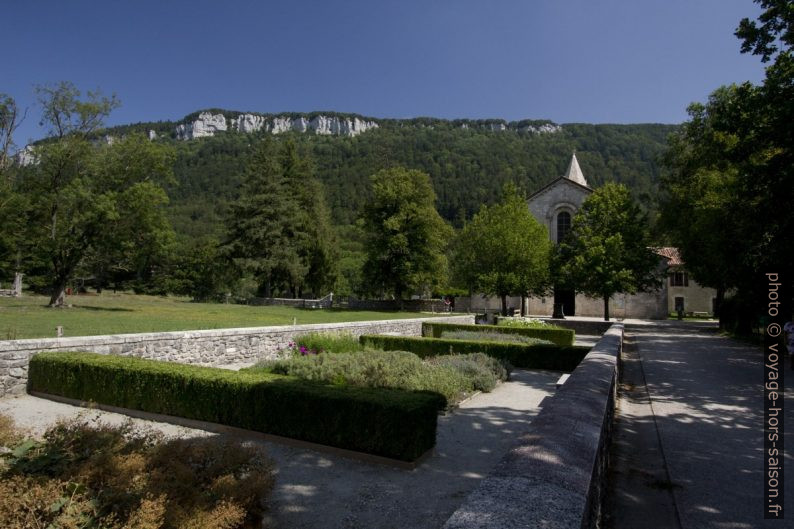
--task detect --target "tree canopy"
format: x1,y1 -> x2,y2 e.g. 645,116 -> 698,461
19,83 -> 175,306
362,167 -> 452,300
452,183 -> 551,315
223,139 -> 337,298
662,0 -> 794,331
556,183 -> 660,321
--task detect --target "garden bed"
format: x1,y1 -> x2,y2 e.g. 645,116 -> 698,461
422,321 -> 575,346
360,334 -> 590,371
27,352 -> 443,462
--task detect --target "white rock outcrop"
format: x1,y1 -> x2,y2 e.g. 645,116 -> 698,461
231,114 -> 266,133
518,123 -> 562,134
309,116 -> 378,136
176,112 -> 228,140
14,145 -> 36,166
270,116 -> 293,134
175,112 -> 379,139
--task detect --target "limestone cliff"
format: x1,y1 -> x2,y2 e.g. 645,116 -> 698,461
176,112 -> 380,140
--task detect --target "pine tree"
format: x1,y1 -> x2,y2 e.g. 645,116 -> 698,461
224,139 -> 301,297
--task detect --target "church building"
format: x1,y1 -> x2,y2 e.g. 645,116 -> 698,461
526,154 -> 671,319
456,153 -> 717,319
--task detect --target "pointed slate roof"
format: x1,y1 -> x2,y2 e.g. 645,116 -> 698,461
564,152 -> 587,186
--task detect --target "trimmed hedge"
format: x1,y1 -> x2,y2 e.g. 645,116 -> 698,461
423,321 -> 575,346
361,334 -> 589,372
28,352 -> 445,462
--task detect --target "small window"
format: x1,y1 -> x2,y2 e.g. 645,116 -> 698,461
670,271 -> 689,287
556,211 -> 571,243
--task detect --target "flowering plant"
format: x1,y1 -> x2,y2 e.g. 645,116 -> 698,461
287,341 -> 320,356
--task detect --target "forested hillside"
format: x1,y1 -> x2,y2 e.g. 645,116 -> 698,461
97,114 -> 676,240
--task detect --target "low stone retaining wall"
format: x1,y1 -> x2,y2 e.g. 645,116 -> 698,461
0,314 -> 474,398
443,323 -> 623,529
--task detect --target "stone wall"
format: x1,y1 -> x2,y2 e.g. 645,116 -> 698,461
0,315 -> 474,398
443,323 -> 623,529
528,289 -> 668,319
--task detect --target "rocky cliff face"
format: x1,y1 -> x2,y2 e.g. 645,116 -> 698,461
176,112 -> 229,140
14,145 -> 36,166
176,112 -> 379,140
519,123 -> 562,134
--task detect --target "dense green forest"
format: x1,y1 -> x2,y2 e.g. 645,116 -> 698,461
94,113 -> 676,240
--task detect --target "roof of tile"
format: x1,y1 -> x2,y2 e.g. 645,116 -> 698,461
654,247 -> 683,266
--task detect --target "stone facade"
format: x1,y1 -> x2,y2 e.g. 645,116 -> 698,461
527,179 -> 591,244
0,315 -> 474,398
527,288 -> 669,320
667,275 -> 717,315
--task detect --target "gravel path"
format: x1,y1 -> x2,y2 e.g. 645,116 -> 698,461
0,368 -> 558,529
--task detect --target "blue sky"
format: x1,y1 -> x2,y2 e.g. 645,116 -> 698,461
4,0 -> 766,145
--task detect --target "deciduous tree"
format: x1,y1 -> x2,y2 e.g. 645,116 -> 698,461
23,82 -> 175,306
452,184 -> 551,315
556,183 -> 660,321
662,0 -> 794,331
362,167 -> 452,301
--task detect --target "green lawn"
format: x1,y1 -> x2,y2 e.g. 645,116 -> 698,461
0,293 -> 445,340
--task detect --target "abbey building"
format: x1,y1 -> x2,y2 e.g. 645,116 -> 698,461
525,154 -> 715,319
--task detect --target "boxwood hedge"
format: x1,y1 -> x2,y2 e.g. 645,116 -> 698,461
360,335 -> 589,372
422,322 -> 575,347
27,352 -> 445,462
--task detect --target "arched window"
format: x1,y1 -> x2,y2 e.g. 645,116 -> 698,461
556,211 -> 571,243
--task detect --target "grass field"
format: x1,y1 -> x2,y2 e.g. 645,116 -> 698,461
0,293 -> 444,340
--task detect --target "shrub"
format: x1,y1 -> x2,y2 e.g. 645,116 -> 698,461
441,329 -> 552,346
0,414 -> 274,529
423,321 -> 575,346
361,334 -> 589,372
292,331 -> 364,355
496,317 -> 559,329
28,352 -> 444,461
245,350 -> 507,405
0,414 -> 21,448
426,353 -> 510,392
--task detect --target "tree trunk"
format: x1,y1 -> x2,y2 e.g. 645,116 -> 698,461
603,295 -> 610,321
521,294 -> 528,317
501,294 -> 508,316
49,279 -> 67,307
715,287 -> 724,318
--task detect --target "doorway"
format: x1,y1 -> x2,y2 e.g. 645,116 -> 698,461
553,287 -> 576,317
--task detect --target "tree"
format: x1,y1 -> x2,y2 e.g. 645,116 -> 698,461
661,0 -> 794,332
22,83 -> 175,306
556,183 -> 660,321
362,167 -> 452,301
160,237 -> 235,301
224,139 -> 301,298
0,94 -> 25,172
300,178 -> 339,296
224,138 -> 338,298
452,183 -> 551,315
279,139 -> 338,297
